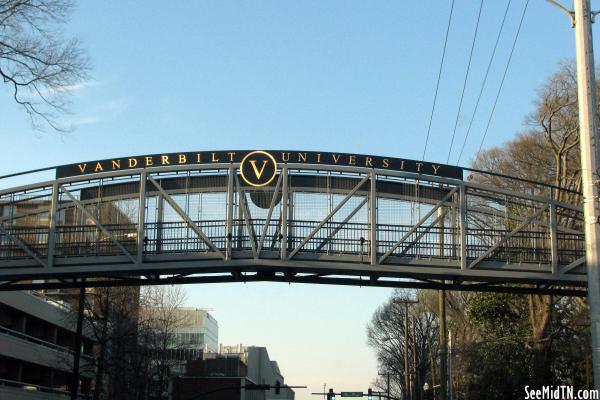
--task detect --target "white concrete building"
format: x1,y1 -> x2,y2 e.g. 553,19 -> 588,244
0,291 -> 95,400
168,308 -> 218,375
218,345 -> 295,400
172,308 -> 218,353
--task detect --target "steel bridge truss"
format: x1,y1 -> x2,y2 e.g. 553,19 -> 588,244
0,163 -> 587,295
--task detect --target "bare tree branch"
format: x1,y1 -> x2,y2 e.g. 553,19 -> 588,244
0,0 -> 89,131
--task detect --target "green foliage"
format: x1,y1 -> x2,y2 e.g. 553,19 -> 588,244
467,292 -> 530,339
462,293 -> 533,399
462,340 -> 532,400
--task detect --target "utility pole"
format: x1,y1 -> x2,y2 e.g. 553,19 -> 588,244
438,290 -> 447,400
387,373 -> 390,400
377,371 -> 391,400
448,330 -> 453,400
393,298 -> 418,400
573,0 -> 600,390
404,303 -> 410,400
411,317 -> 418,400
430,354 -> 437,400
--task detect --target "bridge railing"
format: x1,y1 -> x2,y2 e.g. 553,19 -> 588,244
0,218 -> 585,267
0,162 -> 588,290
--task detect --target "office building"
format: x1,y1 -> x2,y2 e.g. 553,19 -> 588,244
172,345 -> 294,400
0,290 -> 95,400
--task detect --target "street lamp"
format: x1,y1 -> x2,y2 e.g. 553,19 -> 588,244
423,382 -> 437,400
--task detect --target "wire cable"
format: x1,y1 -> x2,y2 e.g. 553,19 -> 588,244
456,0 -> 512,164
476,0 -> 530,159
446,0 -> 485,164
422,0 -> 456,161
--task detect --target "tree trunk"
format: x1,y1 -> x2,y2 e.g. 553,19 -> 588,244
528,294 -> 553,387
93,337 -> 107,400
93,296 -> 110,400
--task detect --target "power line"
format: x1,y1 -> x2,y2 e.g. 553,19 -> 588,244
446,0 -> 485,164
422,0 -> 456,161
457,0 -> 512,165
475,0 -> 530,159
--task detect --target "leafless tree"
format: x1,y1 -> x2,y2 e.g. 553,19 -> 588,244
470,60 -> 594,389
62,285 -> 188,400
367,289 -> 439,400
55,286 -> 141,400
85,287 -> 141,400
0,0 -> 89,131
527,61 -> 584,202
139,285 -> 189,399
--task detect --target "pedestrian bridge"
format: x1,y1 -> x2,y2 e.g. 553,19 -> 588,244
0,150 -> 587,295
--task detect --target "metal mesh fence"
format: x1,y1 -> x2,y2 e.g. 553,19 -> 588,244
0,168 -> 586,269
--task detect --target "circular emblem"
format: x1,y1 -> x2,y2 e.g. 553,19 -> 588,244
240,151 -> 278,187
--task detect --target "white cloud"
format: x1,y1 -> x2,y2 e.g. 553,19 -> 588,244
69,95 -> 132,129
69,115 -> 103,127
22,79 -> 102,99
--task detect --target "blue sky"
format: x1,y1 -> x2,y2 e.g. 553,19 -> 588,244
0,1 -> 597,398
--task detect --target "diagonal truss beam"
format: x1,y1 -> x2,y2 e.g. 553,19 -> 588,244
315,196 -> 368,252
397,208 -> 449,257
60,186 -> 137,264
379,186 -> 458,264
288,175 -> 370,259
147,176 -> 225,259
560,256 -> 586,274
0,224 -> 48,268
468,205 -> 548,269
234,174 -> 258,258
467,204 -> 582,235
257,173 -> 283,255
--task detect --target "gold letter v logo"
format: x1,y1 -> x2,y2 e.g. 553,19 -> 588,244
249,159 -> 269,179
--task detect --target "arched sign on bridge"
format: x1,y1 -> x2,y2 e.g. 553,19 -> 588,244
0,150 -> 586,295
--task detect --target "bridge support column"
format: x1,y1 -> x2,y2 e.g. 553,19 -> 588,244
437,207 -> 445,257
370,171 -> 377,265
280,166 -> 289,259
157,191 -> 164,253
47,182 -> 59,268
226,166 -> 234,260
137,172 -> 146,264
549,203 -> 558,274
458,185 -> 467,270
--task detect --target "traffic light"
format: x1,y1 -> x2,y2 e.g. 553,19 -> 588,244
368,388 -> 373,400
275,381 -> 281,395
328,388 -> 335,400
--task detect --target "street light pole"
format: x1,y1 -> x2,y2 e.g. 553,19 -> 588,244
545,0 -> 600,389
573,0 -> 600,390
